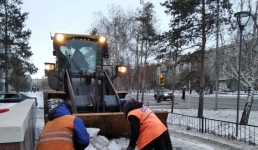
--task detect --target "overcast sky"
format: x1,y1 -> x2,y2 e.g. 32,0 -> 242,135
21,0 -> 170,79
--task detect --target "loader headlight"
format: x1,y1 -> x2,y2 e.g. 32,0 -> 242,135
45,63 -> 55,71
99,36 -> 106,43
56,34 -> 64,42
118,66 -> 127,73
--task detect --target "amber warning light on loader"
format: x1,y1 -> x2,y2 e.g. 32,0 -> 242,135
45,63 -> 55,71
118,66 -> 127,73
99,36 -> 106,43
56,34 -> 64,42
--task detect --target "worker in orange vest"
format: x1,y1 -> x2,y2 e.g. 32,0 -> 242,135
36,102 -> 89,150
120,98 -> 168,150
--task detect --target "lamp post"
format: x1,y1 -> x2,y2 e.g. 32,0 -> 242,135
188,62 -> 191,109
234,11 -> 251,137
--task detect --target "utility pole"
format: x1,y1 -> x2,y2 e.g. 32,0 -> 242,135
215,0 -> 220,110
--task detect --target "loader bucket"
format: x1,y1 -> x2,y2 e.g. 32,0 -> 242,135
75,111 -> 169,138
44,111 -> 172,149
75,111 -> 173,149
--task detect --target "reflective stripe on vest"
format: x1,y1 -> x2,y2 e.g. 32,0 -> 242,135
39,137 -> 72,143
36,115 -> 75,150
40,131 -> 73,137
140,106 -> 153,125
38,131 -> 73,143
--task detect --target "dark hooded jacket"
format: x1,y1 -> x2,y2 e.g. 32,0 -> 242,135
120,98 -> 143,148
42,102 -> 89,150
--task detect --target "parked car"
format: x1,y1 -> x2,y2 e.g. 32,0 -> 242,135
221,89 -> 235,92
0,92 -> 38,107
154,88 -> 173,101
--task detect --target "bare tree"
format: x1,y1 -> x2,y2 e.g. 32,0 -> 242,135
222,0 -> 258,125
89,4 -> 132,90
132,0 -> 159,102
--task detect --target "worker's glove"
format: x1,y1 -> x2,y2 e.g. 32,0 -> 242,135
126,145 -> 134,150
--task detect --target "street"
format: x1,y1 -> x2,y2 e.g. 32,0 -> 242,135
125,93 -> 258,110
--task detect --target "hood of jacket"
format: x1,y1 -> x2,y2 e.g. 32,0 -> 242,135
48,102 -> 72,121
122,98 -> 143,118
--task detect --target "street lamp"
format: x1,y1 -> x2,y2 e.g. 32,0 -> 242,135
234,11 -> 251,137
188,63 -> 191,109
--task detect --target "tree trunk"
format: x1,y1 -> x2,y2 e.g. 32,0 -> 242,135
240,88 -> 254,125
141,66 -> 145,103
137,40 -> 144,101
172,53 -> 178,98
16,80 -> 19,92
4,0 -> 9,93
198,0 -> 206,118
114,25 -> 120,90
136,65 -> 140,101
141,42 -> 148,103
136,36 -> 140,101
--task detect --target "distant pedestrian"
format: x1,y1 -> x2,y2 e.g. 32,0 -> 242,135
182,88 -> 185,101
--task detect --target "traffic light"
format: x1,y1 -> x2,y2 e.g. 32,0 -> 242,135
158,73 -> 164,86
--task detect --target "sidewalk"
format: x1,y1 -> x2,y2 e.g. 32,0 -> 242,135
168,126 -> 256,150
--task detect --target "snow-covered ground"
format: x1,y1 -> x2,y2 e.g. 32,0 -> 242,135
171,109 -> 258,126
132,90 -> 258,98
2,91 -> 257,150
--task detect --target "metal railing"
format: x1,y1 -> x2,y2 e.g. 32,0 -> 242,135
167,113 -> 258,146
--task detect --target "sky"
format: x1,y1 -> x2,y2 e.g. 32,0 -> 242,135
1,91 -> 257,149
20,0 -> 170,79
19,0 -> 250,79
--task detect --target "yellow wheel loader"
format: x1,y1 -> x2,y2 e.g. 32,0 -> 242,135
43,33 -> 172,149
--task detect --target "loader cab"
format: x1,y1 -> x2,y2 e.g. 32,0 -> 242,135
45,33 -> 127,113
59,40 -> 96,76
53,33 -> 108,77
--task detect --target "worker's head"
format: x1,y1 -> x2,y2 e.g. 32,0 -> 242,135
120,98 -> 137,117
62,101 -> 73,114
48,101 -> 73,121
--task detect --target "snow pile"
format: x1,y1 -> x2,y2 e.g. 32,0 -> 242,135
85,128 -> 133,150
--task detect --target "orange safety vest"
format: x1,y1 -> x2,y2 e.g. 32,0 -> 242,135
36,115 -> 76,150
128,106 -> 167,150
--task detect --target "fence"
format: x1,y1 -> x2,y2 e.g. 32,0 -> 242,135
167,113 -> 258,146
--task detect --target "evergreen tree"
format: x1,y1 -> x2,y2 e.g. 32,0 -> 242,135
161,0 -> 232,117
9,55 -> 28,92
0,0 -> 37,92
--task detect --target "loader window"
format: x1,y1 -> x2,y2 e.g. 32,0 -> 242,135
60,40 -> 97,73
